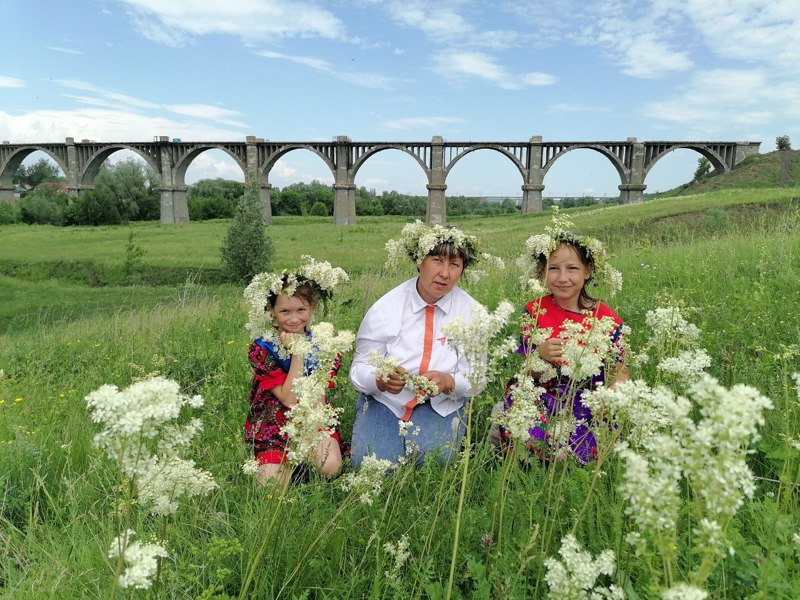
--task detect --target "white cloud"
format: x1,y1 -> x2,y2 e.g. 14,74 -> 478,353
56,80 -> 159,110
433,51 -> 556,89
0,108 -> 245,143
165,104 -> 247,127
256,50 -> 400,89
380,116 -> 465,131
0,75 -> 25,88
615,34 -> 693,79
117,0 -> 345,45
47,46 -> 84,55
685,0 -> 800,73
643,69 -> 800,135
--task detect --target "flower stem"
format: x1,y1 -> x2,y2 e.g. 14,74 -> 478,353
444,394 -> 474,600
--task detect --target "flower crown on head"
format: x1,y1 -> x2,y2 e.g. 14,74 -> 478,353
516,207 -> 623,296
384,220 -> 504,283
243,255 -> 349,339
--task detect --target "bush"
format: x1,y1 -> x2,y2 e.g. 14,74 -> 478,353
0,201 -> 19,224
776,135 -> 792,151
18,193 -> 65,225
63,190 -> 123,226
309,201 -> 329,216
220,180 -> 274,282
189,195 -> 236,220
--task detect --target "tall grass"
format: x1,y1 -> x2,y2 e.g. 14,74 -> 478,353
1,190 -> 798,599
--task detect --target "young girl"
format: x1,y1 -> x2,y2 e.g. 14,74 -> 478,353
243,258 -> 349,486
495,225 -> 626,464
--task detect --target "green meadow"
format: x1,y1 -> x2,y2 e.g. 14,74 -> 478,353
1,187 -> 799,599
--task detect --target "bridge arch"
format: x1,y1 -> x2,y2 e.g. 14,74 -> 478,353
351,144 -> 430,182
0,146 -> 68,186
443,144 -> 526,180
80,145 -> 159,185
643,144 -> 728,180
262,144 -> 336,183
172,145 -> 246,187
542,144 -> 627,182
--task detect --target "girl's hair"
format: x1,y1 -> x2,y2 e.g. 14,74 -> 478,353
537,241 -> 597,310
265,281 -> 320,312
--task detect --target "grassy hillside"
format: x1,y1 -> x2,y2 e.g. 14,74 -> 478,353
655,149 -> 800,197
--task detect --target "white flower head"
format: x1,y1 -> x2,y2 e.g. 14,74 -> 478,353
340,454 -> 394,505
383,220 -> 502,282
108,529 -> 169,590
543,533 -> 623,600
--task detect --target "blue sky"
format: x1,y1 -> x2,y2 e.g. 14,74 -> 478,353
1,0 -> 798,198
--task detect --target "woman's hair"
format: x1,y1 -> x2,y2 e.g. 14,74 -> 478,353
537,241 -> 597,310
265,280 -> 320,312
427,239 -> 474,268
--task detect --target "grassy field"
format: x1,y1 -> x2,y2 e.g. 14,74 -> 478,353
1,188 -> 799,599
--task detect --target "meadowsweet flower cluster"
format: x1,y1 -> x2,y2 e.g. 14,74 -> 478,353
559,315 -> 623,382
84,377 -> 217,515
614,375 -> 772,560
516,208 -> 623,296
383,534 -> 412,580
280,322 -> 355,465
498,377 -> 545,442
339,454 -> 394,505
543,533 -> 624,600
108,529 -> 169,590
243,256 -> 349,340
384,220 -> 503,282
660,584 -> 707,600
368,351 -> 439,402
440,300 -> 517,391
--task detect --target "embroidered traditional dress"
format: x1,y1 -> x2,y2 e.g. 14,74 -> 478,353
244,334 -> 342,465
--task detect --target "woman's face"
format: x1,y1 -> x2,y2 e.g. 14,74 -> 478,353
270,293 -> 313,334
545,244 -> 592,311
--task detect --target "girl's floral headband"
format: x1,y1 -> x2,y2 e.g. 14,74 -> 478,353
244,255 -> 349,339
384,220 -> 504,283
516,208 -> 623,296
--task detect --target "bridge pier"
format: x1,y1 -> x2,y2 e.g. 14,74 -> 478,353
0,185 -> 15,204
160,187 -> 189,224
426,184 -> 447,225
521,184 -> 544,213
333,183 -> 356,225
259,183 -> 273,225
618,184 -> 647,204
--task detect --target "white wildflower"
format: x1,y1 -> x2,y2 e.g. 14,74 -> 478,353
559,316 -> 621,382
108,529 -> 169,590
543,533 -> 623,600
441,300 -> 516,391
241,457 -> 260,475
661,584 -> 707,600
137,456 -> 218,516
398,420 -> 414,437
368,351 -> 438,401
497,378 -> 544,442
657,349 -> 711,385
340,455 -> 394,505
383,534 -> 412,579
793,373 -> 800,400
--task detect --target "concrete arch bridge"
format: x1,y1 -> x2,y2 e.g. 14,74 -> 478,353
0,135 -> 760,225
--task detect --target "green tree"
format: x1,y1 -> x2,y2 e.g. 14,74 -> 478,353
693,157 -> 711,181
220,179 -> 274,282
776,135 -> 792,151
309,201 -> 329,216
93,158 -> 160,222
14,157 -> 64,188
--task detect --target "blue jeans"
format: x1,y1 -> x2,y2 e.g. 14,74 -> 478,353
350,394 -> 466,468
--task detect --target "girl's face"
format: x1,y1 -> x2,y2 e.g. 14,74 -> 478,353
270,293 -> 313,334
545,244 -> 592,311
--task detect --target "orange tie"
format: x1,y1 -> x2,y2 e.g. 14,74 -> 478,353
401,304 -> 435,421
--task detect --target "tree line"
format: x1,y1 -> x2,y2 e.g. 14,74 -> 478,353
1,157 -> 613,226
